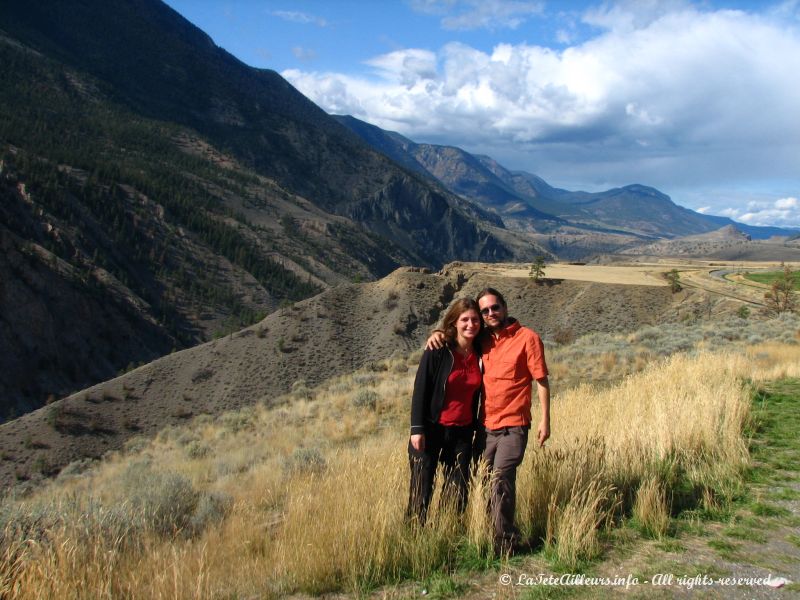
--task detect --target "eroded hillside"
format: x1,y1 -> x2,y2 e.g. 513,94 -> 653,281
1,263 -> 711,489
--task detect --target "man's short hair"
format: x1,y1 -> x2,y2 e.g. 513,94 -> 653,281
476,287 -> 506,307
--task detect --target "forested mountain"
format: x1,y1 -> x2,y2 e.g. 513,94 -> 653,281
0,0 -> 547,420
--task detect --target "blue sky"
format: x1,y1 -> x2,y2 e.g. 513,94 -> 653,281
163,0 -> 800,228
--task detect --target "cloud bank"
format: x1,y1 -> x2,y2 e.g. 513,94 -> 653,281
713,197 -> 800,227
283,2 -> 800,226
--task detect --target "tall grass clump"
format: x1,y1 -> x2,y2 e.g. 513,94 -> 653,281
271,438 -> 467,595
632,476 -> 670,538
513,351 -> 755,567
545,476 -> 617,568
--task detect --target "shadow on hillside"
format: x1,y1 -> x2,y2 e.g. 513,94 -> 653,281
534,278 -> 564,287
55,421 -> 116,436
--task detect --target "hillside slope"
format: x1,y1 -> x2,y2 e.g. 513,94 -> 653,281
0,0 -> 551,417
0,264 -> 683,489
0,0 -> 521,266
620,225 -> 800,260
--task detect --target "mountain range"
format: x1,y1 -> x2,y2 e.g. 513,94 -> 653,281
0,0 -> 797,421
333,115 -> 795,247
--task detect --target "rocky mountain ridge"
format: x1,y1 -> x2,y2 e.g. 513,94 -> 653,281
334,115 -> 797,246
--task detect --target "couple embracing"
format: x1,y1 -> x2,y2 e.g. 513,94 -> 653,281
407,287 -> 551,554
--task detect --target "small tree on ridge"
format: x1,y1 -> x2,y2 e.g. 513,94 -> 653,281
530,256 -> 546,283
764,265 -> 797,314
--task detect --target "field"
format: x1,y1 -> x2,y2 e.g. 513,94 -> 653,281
477,262 -> 673,286
462,259 -> 800,308
2,309 -> 800,598
744,270 -> 800,290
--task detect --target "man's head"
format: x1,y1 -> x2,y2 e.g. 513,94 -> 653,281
476,287 -> 508,332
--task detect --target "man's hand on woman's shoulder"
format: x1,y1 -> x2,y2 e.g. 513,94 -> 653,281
425,330 -> 446,351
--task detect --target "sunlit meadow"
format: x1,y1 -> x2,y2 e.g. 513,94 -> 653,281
2,314 -> 799,598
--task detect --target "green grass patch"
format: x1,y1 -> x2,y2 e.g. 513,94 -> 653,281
730,514 -> 761,527
766,487 -> 800,501
746,379 -> 800,485
722,524 -> 767,543
453,542 -> 506,572
707,538 -> 742,560
541,548 -> 594,574
423,573 -> 468,599
743,271 -> 800,290
787,534 -> 800,549
774,553 -> 800,566
522,584 -> 584,599
750,502 -> 791,518
765,453 -> 800,471
655,539 -> 686,553
784,515 -> 800,527
673,515 -> 709,537
602,524 -> 641,559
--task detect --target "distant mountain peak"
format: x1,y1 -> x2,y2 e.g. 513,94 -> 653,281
620,184 -> 670,198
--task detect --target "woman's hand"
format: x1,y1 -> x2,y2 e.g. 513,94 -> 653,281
410,434 -> 425,452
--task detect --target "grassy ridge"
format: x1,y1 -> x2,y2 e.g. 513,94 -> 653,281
1,329 -> 799,597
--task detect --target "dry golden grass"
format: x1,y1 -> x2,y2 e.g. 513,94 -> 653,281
633,476 -> 670,539
544,475 -> 617,567
2,342 -> 799,598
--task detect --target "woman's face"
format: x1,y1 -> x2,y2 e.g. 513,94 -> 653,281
455,309 -> 481,341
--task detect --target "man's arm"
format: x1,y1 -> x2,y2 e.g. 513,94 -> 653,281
535,376 -> 550,447
524,331 -> 550,447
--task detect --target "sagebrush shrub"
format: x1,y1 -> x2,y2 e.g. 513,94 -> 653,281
352,389 -> 379,409
120,462 -> 199,537
282,447 -> 326,475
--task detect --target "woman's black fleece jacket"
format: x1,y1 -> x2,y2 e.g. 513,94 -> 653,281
409,344 -> 483,435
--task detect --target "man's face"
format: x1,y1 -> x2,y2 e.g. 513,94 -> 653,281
478,294 -> 507,331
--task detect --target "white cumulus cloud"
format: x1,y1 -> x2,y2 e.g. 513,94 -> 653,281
722,197 -> 800,227
282,2 -> 800,227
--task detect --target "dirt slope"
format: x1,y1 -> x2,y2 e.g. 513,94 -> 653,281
1,263 -> 690,489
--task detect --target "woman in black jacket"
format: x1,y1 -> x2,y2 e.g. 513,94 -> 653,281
407,297 -> 483,525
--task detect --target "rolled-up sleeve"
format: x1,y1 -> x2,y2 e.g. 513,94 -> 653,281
526,331 -> 548,380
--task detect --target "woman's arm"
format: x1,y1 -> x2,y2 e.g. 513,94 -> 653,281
409,348 -> 436,436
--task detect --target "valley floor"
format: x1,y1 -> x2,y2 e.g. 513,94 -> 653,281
458,259 -> 800,308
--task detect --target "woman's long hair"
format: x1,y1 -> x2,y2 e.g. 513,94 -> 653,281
440,298 -> 483,346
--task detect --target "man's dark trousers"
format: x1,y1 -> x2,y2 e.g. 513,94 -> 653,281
481,426 -> 529,550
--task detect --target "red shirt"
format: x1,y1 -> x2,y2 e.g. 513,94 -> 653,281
438,350 -> 481,426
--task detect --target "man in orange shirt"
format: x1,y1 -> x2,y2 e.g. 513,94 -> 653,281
428,287 -> 550,554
